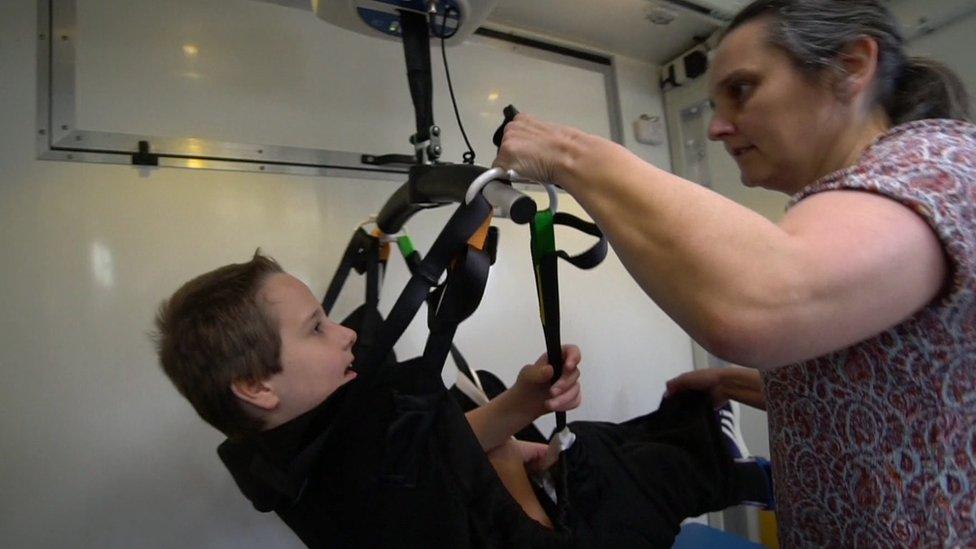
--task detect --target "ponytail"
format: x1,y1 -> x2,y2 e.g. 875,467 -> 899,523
889,57 -> 971,124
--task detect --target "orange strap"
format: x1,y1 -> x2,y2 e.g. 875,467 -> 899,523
371,229 -> 392,262
467,215 -> 493,251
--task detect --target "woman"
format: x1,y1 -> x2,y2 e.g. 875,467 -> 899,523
494,0 -> 974,546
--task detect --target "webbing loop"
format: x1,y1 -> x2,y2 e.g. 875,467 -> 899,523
529,210 -> 566,432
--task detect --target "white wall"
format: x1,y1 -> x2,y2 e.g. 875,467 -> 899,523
908,11 -> 976,116
0,1 -> 687,547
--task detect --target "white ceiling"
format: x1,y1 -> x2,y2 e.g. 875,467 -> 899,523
487,0 -> 976,64
258,0 -> 976,65
885,0 -> 976,39
486,0 -> 728,63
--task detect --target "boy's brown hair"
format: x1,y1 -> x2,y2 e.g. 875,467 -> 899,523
154,251 -> 284,439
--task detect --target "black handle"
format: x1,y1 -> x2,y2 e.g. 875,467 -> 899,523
375,164 -> 489,234
491,105 -> 520,150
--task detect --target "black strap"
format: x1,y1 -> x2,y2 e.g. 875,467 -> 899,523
321,229 -> 388,378
357,242 -> 382,367
422,245 -> 491,377
529,213 -> 564,429
552,212 -> 608,270
404,234 -> 496,387
409,252 -> 481,386
400,11 -> 434,146
322,228 -> 384,315
528,210 -> 607,532
361,197 -> 493,385
492,105 -> 520,149
529,212 -> 607,389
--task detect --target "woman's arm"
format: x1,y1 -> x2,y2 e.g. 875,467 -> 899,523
496,117 -> 946,369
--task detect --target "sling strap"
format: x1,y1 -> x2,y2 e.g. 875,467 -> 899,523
360,192 -> 494,384
322,228 -> 386,364
529,210 -> 609,430
529,208 -> 608,529
322,227 -> 388,316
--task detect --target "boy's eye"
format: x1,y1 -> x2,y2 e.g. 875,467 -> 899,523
313,321 -> 323,334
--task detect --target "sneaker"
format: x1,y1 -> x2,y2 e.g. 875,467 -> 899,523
734,456 -> 776,510
717,401 -> 749,460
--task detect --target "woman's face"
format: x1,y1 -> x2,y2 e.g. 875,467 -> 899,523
708,18 -> 850,194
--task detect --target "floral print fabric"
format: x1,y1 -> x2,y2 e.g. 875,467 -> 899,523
763,120 -> 976,547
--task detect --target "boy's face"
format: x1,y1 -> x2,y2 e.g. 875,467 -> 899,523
258,272 -> 358,422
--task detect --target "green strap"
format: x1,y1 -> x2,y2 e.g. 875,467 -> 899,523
530,210 -> 567,433
530,209 -> 557,333
531,210 -> 556,259
396,235 -> 416,258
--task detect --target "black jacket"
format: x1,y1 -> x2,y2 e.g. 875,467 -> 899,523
218,355 -> 575,549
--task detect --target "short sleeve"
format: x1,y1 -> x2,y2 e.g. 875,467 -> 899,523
788,120 -> 976,306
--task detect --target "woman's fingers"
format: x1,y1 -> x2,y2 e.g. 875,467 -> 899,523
664,369 -> 730,407
666,370 -> 716,394
493,113 -> 571,183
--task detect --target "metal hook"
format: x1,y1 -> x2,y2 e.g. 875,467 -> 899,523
464,167 -> 558,214
360,214 -> 407,242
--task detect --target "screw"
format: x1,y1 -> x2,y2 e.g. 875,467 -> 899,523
257,149 -> 263,154
431,126 -> 441,137
38,129 -> 46,135
66,154 -> 74,160
60,34 -> 69,41
61,124 -> 69,130
75,135 -> 82,141
259,165 -> 265,171
39,33 -> 46,40
430,145 -> 442,156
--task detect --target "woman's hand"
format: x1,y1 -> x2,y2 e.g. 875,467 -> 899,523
512,344 -> 583,419
493,113 -> 586,185
665,368 -> 728,407
665,366 -> 767,410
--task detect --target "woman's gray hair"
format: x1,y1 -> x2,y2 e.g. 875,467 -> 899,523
725,0 -> 971,124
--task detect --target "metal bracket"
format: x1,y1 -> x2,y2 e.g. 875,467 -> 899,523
131,140 -> 159,166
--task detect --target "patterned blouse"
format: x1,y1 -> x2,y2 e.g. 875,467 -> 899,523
762,119 -> 976,547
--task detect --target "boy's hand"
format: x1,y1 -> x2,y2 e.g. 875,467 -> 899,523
513,344 -> 582,418
512,440 -> 560,473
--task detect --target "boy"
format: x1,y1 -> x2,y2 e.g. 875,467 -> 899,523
155,252 -> 772,547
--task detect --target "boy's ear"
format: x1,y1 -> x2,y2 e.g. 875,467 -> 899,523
230,378 -> 280,411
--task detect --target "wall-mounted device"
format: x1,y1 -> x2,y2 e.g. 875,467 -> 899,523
311,0 -> 499,45
660,43 -> 710,90
633,114 -> 665,146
